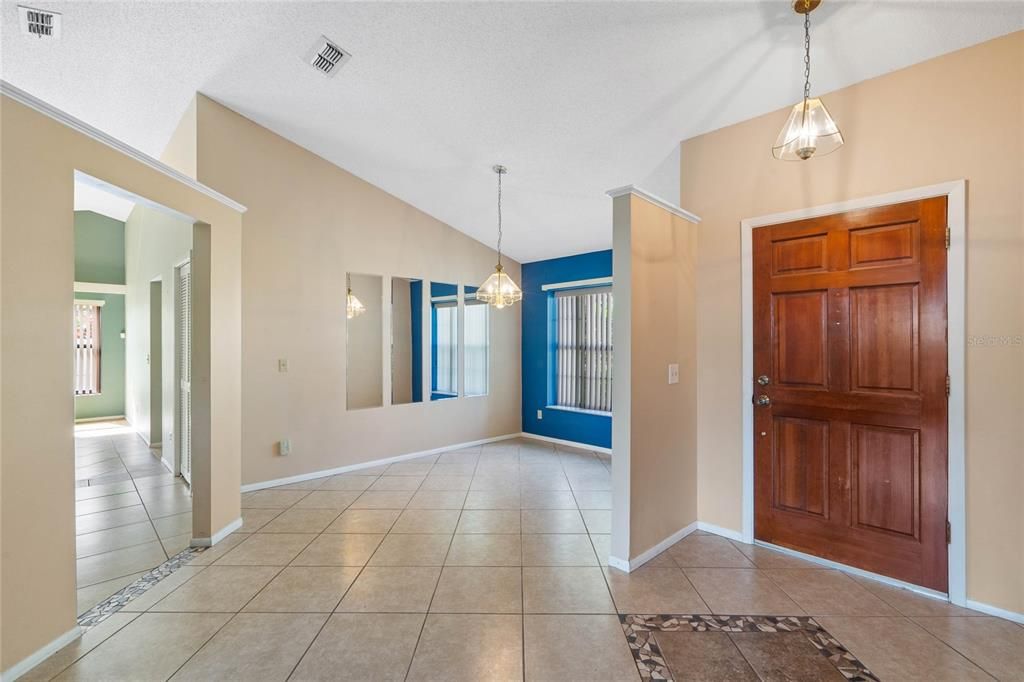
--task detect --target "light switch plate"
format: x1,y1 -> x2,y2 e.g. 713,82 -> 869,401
668,363 -> 679,385
278,358 -> 289,373
537,409 -> 543,420
278,439 -> 291,456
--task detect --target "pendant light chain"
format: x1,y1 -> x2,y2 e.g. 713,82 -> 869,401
496,168 -> 504,268
803,0 -> 812,101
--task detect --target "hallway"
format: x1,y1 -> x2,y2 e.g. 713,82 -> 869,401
32,437 -> 1023,680
74,421 -> 192,616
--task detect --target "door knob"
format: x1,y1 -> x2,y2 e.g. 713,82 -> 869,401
757,375 -> 771,386
756,394 -> 771,407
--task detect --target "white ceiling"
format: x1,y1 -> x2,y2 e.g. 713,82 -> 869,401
74,179 -> 135,222
3,2 -> 1020,262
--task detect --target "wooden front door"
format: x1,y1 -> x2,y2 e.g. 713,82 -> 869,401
753,197 -> 948,591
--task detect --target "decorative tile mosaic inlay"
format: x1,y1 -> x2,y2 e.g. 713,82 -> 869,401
77,547 -> 205,628
620,614 -> 879,681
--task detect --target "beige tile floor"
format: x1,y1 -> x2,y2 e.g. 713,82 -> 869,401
74,421 -> 192,616
33,437 -> 1024,681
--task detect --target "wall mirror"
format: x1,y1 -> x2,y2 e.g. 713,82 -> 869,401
464,284 -> 490,397
391,277 -> 423,405
430,281 -> 459,400
346,273 -> 383,410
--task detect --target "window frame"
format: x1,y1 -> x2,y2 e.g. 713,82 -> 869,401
550,285 -> 613,415
74,299 -> 103,396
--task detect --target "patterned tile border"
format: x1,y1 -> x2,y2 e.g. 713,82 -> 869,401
77,546 -> 205,628
620,614 -> 879,682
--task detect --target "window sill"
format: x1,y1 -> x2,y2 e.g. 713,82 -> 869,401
545,405 -> 612,418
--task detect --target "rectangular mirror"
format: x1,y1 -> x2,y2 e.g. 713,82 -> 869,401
391,277 -> 423,405
464,284 -> 489,397
346,273 -> 383,410
430,281 -> 459,400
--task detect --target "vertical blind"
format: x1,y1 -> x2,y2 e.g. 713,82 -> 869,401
556,287 -> 613,412
464,300 -> 489,396
435,303 -> 458,394
74,301 -> 102,395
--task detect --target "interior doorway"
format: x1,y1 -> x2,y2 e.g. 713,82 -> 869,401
72,172 -> 196,616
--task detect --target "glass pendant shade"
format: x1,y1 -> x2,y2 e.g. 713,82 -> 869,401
476,264 -> 523,310
773,97 -> 844,161
346,288 -> 366,319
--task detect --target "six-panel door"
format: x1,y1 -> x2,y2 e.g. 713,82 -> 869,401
753,198 -> 948,591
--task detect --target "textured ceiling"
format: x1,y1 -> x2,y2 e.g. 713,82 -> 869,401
3,1 -> 1020,262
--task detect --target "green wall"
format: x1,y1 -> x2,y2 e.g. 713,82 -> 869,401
74,211 -> 126,420
74,210 -> 125,285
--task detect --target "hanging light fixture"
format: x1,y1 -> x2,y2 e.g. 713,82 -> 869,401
476,164 -> 523,309
346,273 -> 365,319
773,0 -> 844,161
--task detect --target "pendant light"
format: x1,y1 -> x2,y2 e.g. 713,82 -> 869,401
476,164 -> 523,309
346,273 -> 365,319
773,0 -> 844,161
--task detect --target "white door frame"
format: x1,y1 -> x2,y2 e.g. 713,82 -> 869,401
739,179 -> 967,606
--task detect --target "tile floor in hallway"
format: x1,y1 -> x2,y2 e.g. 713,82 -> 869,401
74,421 -> 192,616
33,437 -> 1024,681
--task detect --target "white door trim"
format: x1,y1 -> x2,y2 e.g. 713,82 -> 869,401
739,179 -> 967,606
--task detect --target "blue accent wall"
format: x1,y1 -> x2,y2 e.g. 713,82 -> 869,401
521,250 -> 613,448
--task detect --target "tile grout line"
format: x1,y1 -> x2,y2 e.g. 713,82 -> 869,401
400,445 -> 480,682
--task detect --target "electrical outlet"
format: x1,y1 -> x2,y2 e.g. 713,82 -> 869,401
668,363 -> 679,385
278,358 -> 289,373
278,439 -> 291,456
537,409 -> 543,420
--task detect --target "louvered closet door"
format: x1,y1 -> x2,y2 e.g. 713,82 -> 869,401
752,198 -> 948,591
176,260 -> 193,485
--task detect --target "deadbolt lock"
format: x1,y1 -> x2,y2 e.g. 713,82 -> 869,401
757,375 -> 771,386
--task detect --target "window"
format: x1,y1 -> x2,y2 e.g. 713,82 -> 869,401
74,301 -> 102,395
555,287 -> 613,412
434,302 -> 458,395
464,297 -> 489,396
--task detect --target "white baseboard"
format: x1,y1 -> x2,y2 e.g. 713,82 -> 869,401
159,456 -> 174,476
697,521 -> 744,542
965,599 -> 1024,624
73,414 -> 126,424
519,431 -> 612,455
1,625 -> 82,682
240,433 -> 521,493
191,517 -> 242,547
607,521 -> 699,572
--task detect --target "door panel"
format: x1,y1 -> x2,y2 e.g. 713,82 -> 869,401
774,291 -> 829,388
850,284 -> 919,393
773,417 -> 829,517
753,197 -> 948,591
852,424 -> 920,538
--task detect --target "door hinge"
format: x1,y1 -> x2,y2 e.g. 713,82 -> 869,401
946,519 -> 952,544
946,374 -> 951,397
945,227 -> 951,249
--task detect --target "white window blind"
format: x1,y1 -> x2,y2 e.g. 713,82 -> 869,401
556,287 -> 613,412
74,301 -> 102,395
435,303 -> 458,395
465,299 -> 489,396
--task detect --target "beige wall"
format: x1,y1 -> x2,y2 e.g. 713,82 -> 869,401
681,32 -> 1024,613
0,94 -> 243,672
187,95 -> 521,486
612,193 -> 699,560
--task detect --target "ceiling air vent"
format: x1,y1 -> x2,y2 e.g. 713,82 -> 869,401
18,5 -> 62,39
303,35 -> 351,77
